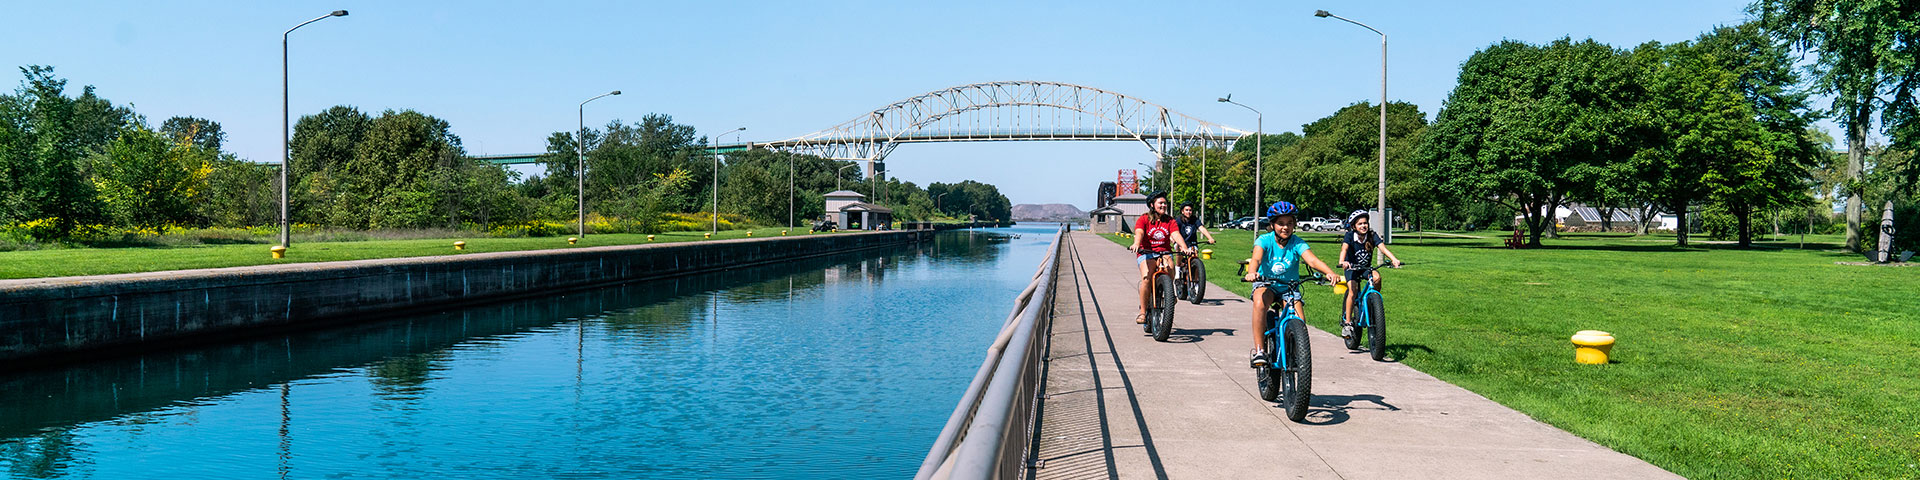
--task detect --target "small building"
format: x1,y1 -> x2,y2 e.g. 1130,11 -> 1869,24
1088,205 -> 1126,234
823,190 -> 893,230
1110,193 -> 1149,233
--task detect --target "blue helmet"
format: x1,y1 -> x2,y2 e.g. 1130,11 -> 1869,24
1265,201 -> 1297,218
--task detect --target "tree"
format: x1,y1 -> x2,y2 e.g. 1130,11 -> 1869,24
1265,101 -> 1428,220
159,116 -> 224,151
1694,23 -> 1824,247
289,106 -> 372,225
345,110 -> 467,228
0,66 -> 135,235
1419,39 -> 1642,246
1755,0 -> 1920,251
86,126 -> 208,228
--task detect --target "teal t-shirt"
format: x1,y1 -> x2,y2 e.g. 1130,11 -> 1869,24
1254,232 -> 1311,281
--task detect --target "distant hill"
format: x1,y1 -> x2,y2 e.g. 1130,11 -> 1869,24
1011,203 -> 1087,221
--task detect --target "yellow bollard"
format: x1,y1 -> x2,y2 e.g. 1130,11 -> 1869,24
567,237 -> 578,245
1200,249 -> 1213,260
782,230 -> 788,236
747,231 -> 753,237
270,245 -> 286,259
647,234 -> 655,242
453,241 -> 466,250
704,232 -> 712,239
1571,330 -> 1615,364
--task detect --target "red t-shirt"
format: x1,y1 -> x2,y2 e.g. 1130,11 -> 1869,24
1134,215 -> 1179,253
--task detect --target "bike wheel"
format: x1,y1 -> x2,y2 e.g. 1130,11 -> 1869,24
1153,275 -> 1176,342
1187,261 -> 1207,305
1367,291 -> 1387,362
1282,318 -> 1313,422
1257,328 -> 1281,401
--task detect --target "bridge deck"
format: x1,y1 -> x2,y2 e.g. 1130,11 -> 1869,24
1031,231 -> 1678,479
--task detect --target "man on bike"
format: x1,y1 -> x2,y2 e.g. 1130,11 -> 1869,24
1176,202 -> 1217,248
1129,192 -> 1194,324
1337,210 -> 1402,339
1242,201 -> 1340,366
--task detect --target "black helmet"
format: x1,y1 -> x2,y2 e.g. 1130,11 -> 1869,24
1144,191 -> 1168,204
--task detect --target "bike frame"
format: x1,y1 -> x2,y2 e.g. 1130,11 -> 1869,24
1348,265 -> 1381,329
1259,283 -> 1306,371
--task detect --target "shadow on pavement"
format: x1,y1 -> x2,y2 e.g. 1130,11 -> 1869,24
1301,393 -> 1401,427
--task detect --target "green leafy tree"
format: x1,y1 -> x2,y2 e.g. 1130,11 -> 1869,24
159,116 -> 223,151
1265,101 -> 1429,220
1419,39 -> 1642,246
0,66 -> 135,235
344,110 -> 467,228
289,106 -> 372,225
86,126 -> 209,228
1755,0 -> 1920,251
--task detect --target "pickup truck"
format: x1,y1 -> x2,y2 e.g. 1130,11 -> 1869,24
1298,217 -> 1343,232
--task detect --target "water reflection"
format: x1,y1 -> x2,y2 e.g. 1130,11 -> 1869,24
0,226 -> 1058,479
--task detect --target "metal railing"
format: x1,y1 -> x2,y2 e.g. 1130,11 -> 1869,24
915,226 -> 1067,480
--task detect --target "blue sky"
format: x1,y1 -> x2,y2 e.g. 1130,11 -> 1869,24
4,0 -> 1787,210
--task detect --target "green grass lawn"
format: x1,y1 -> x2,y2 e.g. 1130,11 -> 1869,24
1104,229 -> 1917,478
0,227 -> 830,279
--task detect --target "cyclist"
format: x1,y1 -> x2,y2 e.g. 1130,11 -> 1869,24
1241,201 -> 1340,366
1336,210 -> 1403,339
1175,202 -> 1217,248
1129,192 -> 1194,324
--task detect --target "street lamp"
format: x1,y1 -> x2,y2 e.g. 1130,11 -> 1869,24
711,127 -> 745,233
1317,9 -> 1390,241
1218,96 -> 1262,219
577,90 -> 620,238
280,9 -> 348,249
935,191 -> 951,216
836,163 -> 857,191
1136,162 -> 1158,193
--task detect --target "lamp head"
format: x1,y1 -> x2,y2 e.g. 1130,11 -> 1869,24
610,90 -> 621,95
735,127 -> 747,132
1216,97 -> 1229,103
331,10 -> 348,16
1314,10 -> 1331,17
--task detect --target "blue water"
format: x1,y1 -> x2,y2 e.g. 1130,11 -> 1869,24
0,225 -> 1059,479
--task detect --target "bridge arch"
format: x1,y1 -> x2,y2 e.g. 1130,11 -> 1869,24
755,81 -> 1251,165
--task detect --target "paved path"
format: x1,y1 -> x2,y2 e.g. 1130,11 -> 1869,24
1029,231 -> 1678,479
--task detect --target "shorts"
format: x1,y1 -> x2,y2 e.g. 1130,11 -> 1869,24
1345,269 -> 1372,282
1250,281 -> 1304,304
1136,251 -> 1169,265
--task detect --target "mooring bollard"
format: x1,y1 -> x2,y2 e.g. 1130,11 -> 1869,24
1571,330 -> 1615,364
704,232 -> 712,239
747,231 -> 753,237
647,234 -> 655,242
270,245 -> 286,259
782,230 -> 788,236
453,241 -> 466,250
1201,249 -> 1214,260
567,237 -> 578,245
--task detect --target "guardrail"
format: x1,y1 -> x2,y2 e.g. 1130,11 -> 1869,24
915,226 -> 1067,480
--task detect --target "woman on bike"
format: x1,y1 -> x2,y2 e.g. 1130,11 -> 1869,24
1241,201 -> 1339,366
1130,192 -> 1194,324
1336,210 -> 1402,339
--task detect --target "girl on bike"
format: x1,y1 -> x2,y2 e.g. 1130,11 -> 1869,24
1336,210 -> 1402,339
1175,202 -> 1217,248
1241,201 -> 1339,366
1130,192 -> 1194,324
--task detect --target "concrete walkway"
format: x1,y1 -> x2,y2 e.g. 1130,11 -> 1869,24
1029,231 -> 1678,479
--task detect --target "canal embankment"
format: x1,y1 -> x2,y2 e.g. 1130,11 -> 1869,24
0,230 -> 929,364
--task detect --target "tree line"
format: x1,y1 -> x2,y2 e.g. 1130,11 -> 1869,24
1153,11 -> 1918,252
1,66 -> 1011,243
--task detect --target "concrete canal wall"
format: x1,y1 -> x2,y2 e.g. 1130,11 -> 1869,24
0,230 -> 929,364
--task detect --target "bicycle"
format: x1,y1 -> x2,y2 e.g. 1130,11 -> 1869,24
1239,261 -> 1329,422
1138,250 -> 1180,342
1174,241 -> 1213,305
1341,264 -> 1397,362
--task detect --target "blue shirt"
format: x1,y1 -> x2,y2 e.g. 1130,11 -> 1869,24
1254,232 -> 1312,281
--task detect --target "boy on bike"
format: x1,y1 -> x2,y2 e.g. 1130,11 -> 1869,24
1129,192 -> 1194,324
1176,202 -> 1216,287
1241,201 -> 1340,366
1336,210 -> 1402,339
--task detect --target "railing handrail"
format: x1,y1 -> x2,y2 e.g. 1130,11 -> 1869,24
915,226 -> 1066,480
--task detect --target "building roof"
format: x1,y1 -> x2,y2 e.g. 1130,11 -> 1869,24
823,190 -> 866,199
1112,193 -> 1148,202
840,202 -> 893,213
1089,205 -> 1124,215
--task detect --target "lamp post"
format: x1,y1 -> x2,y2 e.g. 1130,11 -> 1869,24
281,9 -> 348,249
577,90 -> 620,238
836,163 -> 857,191
711,127 -> 745,233
1218,96 -> 1262,221
1316,9 -> 1390,241
1200,137 -> 1208,224
936,191 -> 951,217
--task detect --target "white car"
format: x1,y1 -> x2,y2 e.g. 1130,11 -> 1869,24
1299,217 -> 1342,232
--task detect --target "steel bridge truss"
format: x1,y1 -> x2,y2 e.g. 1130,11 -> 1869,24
755,81 -> 1250,173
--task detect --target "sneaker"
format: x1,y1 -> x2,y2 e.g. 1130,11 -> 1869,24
1249,349 -> 1269,368
1341,323 -> 1354,339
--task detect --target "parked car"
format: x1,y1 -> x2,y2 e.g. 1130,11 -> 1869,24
1218,217 -> 1253,229
811,219 -> 838,232
1299,217 -> 1342,232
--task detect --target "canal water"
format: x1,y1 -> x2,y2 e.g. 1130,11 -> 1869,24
0,225 -> 1059,479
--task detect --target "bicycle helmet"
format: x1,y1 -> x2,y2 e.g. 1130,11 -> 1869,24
1144,191 -> 1168,204
1265,201 -> 1297,218
1346,209 -> 1371,229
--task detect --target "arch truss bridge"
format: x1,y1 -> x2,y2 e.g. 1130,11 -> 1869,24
753,81 -> 1251,175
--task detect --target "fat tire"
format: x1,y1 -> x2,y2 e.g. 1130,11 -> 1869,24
1154,275 -> 1177,342
1283,317 -> 1314,422
1367,291 -> 1387,362
1188,261 -> 1207,305
1257,326 -> 1281,401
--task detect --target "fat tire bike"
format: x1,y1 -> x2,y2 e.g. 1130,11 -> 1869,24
1241,263 -> 1329,422
1341,264 -> 1395,362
